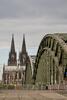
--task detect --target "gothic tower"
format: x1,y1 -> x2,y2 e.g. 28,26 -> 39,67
8,34 -> 17,66
19,34 -> 29,66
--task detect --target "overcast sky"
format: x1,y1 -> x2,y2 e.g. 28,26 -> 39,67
0,0 -> 67,79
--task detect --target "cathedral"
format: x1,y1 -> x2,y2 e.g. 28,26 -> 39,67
2,34 -> 31,85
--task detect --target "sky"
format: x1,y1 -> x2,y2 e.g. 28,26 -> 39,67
0,0 -> 67,80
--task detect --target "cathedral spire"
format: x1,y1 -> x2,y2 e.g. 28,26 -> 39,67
22,34 -> 26,53
19,34 -> 28,66
11,34 -> 15,53
8,34 -> 17,66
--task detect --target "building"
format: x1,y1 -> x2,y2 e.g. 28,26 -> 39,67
2,33 -> 67,89
8,34 -> 17,66
3,34 -> 31,85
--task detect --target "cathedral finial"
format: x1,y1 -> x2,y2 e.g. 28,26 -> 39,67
22,34 -> 26,53
11,34 -> 15,53
12,34 -> 14,38
23,33 -> 25,38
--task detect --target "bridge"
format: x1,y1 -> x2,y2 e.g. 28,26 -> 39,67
25,33 -> 67,89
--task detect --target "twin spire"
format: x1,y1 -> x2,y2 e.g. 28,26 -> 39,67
8,34 -> 27,66
11,34 -> 26,54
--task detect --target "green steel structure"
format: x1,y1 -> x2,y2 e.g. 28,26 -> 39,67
33,34 -> 67,85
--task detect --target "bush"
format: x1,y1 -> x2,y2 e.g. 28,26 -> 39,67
0,84 -> 8,89
7,84 -> 15,89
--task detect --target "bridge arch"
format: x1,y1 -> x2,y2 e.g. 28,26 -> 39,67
33,34 -> 67,85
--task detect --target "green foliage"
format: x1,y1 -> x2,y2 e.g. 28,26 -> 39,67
0,83 -> 15,89
0,83 -> 7,89
7,84 -> 15,89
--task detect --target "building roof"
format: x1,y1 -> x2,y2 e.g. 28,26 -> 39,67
4,65 -> 26,72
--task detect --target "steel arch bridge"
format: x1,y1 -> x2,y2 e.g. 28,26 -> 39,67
33,34 -> 67,85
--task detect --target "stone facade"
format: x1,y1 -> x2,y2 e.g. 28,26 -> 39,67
2,65 -> 24,85
3,34 -> 31,85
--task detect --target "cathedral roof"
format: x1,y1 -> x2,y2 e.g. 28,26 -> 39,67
4,65 -> 26,71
